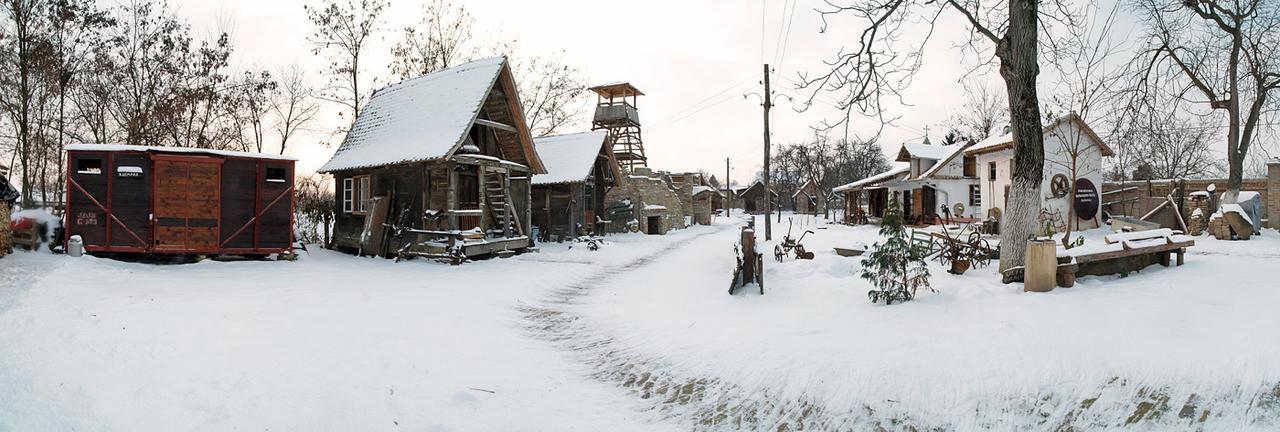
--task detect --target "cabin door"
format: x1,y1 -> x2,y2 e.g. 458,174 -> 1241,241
152,157 -> 221,251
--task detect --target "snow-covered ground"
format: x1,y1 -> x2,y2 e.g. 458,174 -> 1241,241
2,212 -> 1280,430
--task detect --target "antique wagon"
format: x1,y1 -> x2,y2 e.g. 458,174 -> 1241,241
64,144 -> 296,256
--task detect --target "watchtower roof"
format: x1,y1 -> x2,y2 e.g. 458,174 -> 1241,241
589,82 -> 644,98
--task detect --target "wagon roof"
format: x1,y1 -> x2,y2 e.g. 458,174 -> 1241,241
65,143 -> 298,161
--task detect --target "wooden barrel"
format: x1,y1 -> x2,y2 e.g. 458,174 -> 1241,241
1024,239 -> 1058,293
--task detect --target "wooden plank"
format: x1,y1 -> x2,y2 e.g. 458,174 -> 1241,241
1074,240 -> 1195,264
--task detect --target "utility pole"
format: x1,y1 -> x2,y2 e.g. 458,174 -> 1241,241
762,63 -> 772,240
725,157 -> 731,217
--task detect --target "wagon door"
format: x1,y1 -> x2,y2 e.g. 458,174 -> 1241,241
152,156 -> 221,251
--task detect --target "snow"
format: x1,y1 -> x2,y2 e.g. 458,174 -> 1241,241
5,212 -> 1280,429
643,204 -> 667,210
0,232 -> 695,432
832,162 -> 910,192
899,143 -> 958,161
917,142 -> 973,179
1217,203 -> 1254,225
968,132 -> 1014,153
64,143 -> 297,161
691,185 -> 720,196
319,57 -> 507,173
1104,228 -> 1174,243
530,131 -> 608,185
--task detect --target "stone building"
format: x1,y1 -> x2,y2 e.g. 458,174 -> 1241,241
604,167 -> 687,234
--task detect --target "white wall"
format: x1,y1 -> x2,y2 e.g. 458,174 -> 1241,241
973,121 -> 1106,231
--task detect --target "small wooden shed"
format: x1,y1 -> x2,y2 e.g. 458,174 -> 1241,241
530,131 -> 620,240
64,144 -> 296,256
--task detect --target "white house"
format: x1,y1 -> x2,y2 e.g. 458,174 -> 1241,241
834,138 -> 980,224
965,114 -> 1114,231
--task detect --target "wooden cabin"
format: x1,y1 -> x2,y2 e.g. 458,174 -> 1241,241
63,144 -> 296,256
738,181 -> 779,214
792,179 -> 826,215
530,131 -> 621,241
318,57 -> 547,258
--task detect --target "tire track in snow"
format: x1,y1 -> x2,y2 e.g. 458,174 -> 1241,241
519,225 -> 869,431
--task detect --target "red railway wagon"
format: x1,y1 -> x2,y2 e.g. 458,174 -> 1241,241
64,144 -> 296,256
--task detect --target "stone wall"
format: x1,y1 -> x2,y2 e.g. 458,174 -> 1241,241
604,167 -> 687,234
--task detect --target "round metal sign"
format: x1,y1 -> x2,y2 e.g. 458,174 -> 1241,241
1073,178 -> 1099,220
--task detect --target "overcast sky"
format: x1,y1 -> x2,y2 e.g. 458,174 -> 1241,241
169,0 -> 1081,185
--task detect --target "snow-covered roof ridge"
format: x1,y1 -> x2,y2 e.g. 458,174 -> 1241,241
918,141 -> 976,180
65,143 -> 298,161
319,57 -> 509,173
832,162 -> 910,192
898,143 -> 960,161
531,131 -> 610,185
964,113 -> 1115,157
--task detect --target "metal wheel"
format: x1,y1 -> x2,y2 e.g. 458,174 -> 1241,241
774,244 -> 785,262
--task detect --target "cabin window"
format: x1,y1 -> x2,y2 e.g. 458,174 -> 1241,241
969,185 -> 981,207
356,175 -> 371,214
265,167 -> 287,183
342,178 -> 354,213
76,158 -> 103,175
987,161 -> 997,181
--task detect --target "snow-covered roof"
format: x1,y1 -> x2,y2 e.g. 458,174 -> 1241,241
65,143 -> 297,161
918,142 -> 976,179
692,185 -> 722,197
964,114 -> 1114,157
897,143 -> 959,161
320,57 -> 532,173
531,131 -> 610,185
832,163 -> 910,193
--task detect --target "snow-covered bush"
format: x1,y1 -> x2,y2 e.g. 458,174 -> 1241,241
294,174 -> 334,246
860,197 -> 931,304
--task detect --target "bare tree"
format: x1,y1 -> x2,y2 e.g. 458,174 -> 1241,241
953,80 -> 1008,142
0,0 -> 47,206
229,69 -> 276,153
272,64 -> 319,155
305,0 -> 386,128
389,0 -> 478,79
513,51 -> 587,137
799,0 -> 1085,271
1132,0 -> 1280,202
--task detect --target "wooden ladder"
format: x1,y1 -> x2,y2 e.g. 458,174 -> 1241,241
483,172 -> 522,237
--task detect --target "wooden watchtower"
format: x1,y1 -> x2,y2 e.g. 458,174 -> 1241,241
589,82 -> 647,171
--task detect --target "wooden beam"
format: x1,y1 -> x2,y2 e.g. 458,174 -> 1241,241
474,118 -> 517,133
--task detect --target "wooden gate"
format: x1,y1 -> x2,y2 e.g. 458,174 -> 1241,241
152,157 -> 221,251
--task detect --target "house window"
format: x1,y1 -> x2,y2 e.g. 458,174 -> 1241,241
987,161 -> 997,181
265,167 -> 287,183
342,178 -> 354,213
963,156 -> 976,178
356,175 -> 371,214
969,185 -> 981,207
77,158 -> 103,175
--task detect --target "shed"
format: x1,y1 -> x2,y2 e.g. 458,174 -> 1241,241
64,144 -> 296,256
530,131 -> 620,240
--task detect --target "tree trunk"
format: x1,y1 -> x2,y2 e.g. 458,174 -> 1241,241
996,0 -> 1046,272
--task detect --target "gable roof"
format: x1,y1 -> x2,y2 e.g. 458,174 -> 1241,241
917,142 -> 977,180
832,162 -> 910,192
965,114 -> 1114,157
740,180 -> 779,197
531,131 -> 617,185
896,143 -> 961,162
319,57 -> 545,173
791,179 -> 819,198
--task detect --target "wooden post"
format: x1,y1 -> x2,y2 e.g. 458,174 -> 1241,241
448,164 -> 458,230
1024,239 -> 1057,292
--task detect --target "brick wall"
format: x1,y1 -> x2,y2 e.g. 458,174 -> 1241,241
1103,163 -> 1280,229
604,167 -> 688,234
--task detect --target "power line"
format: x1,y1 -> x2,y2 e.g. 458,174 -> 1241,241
649,91 -> 746,132
647,73 -> 757,129
775,0 -> 798,70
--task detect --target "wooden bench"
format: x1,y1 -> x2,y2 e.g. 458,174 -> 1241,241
1056,231 -> 1194,286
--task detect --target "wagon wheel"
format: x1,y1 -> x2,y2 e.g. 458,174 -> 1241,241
972,239 -> 993,267
1050,174 -> 1071,198
967,231 -> 982,245
774,244 -> 785,262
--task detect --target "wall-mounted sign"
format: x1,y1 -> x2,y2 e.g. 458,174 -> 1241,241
117,166 -> 143,178
1074,178 -> 1099,220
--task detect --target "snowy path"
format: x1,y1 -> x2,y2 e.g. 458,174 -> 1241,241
0,239 -> 689,432
528,215 -> 1280,430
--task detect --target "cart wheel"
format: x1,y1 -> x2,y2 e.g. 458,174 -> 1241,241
774,245 -> 785,262
968,231 -> 982,244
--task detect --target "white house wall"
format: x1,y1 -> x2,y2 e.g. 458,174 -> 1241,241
973,121 -> 1106,231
